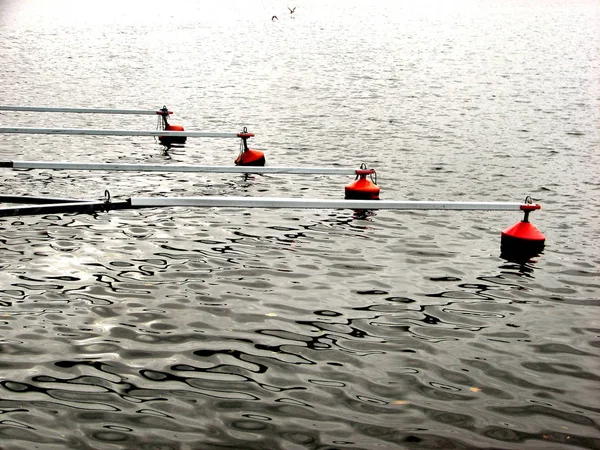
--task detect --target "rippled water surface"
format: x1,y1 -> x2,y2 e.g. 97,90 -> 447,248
1,0 -> 599,449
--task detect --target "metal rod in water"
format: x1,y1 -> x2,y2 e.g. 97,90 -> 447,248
3,160 -> 358,175
0,106 -> 170,115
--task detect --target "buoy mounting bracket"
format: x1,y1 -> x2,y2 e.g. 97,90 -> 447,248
156,106 -> 173,116
157,106 -> 172,131
237,127 -> 255,151
103,189 -> 112,211
519,196 -> 541,222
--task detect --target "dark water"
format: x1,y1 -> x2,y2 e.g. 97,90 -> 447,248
1,0 -> 599,449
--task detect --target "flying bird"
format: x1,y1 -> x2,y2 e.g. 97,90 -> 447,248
288,7 -> 296,14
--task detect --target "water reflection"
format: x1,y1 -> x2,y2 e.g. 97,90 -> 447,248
500,248 -> 545,266
1,201 -> 597,448
351,209 -> 378,221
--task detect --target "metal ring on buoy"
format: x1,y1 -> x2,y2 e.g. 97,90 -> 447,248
345,164 -> 380,200
355,169 -> 375,176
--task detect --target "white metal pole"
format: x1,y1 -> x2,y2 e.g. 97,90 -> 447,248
129,196 -> 531,211
0,106 -> 168,115
6,161 -> 357,175
0,127 -> 240,138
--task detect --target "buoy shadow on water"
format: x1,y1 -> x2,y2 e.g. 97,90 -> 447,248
500,243 -> 545,264
351,209 -> 377,220
160,142 -> 186,153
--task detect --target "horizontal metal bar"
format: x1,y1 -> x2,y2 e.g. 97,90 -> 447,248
0,201 -> 112,217
0,106 -> 168,115
129,196 -> 530,211
0,195 -> 94,204
0,127 -> 241,138
0,195 -> 540,216
4,160 -> 357,175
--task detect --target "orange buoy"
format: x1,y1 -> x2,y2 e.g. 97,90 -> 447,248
235,148 -> 265,166
159,124 -> 187,146
234,129 -> 265,166
500,203 -> 545,260
345,167 -> 380,200
157,105 -> 186,146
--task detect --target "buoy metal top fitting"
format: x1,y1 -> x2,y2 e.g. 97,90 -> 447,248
156,106 -> 173,116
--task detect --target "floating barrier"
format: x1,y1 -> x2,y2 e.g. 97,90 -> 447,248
1,159 -> 379,198
0,126 -> 256,162
0,127 -> 242,138
0,104 -> 260,164
0,195 -> 95,204
0,105 -> 545,260
0,104 -> 187,145
0,160 -> 362,175
0,192 -> 540,214
126,196 -> 538,211
0,106 -> 173,115
0,192 -> 545,260
0,200 -> 109,217
2,160 -> 381,200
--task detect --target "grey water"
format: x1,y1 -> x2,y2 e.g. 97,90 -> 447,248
0,0 -> 599,449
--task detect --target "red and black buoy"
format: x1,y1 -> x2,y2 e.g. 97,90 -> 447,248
501,198 -> 545,261
234,128 -> 265,166
157,106 -> 187,147
345,164 -> 380,200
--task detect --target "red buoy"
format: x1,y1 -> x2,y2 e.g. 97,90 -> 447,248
235,129 -> 265,166
159,124 -> 187,146
502,221 -> 546,242
500,201 -> 545,260
345,167 -> 380,200
157,105 -> 186,146
235,148 -> 266,166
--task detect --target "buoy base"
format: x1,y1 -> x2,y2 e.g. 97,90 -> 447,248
159,124 -> 187,146
159,137 -> 187,146
344,191 -> 380,200
345,177 -> 380,200
235,149 -> 265,166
